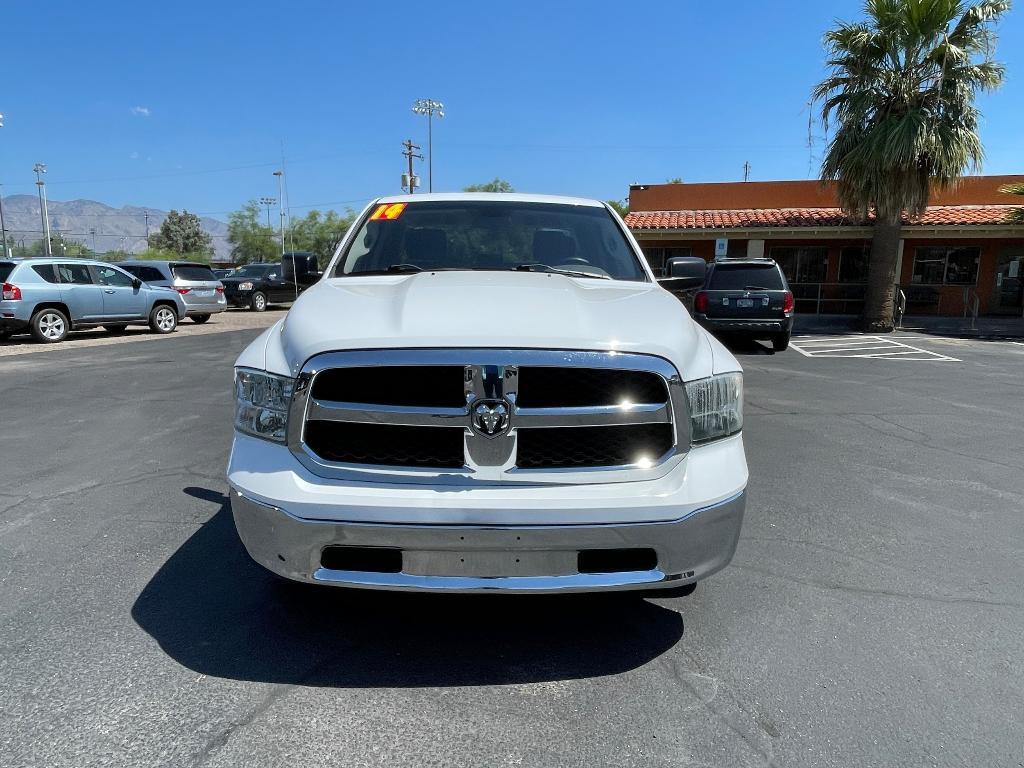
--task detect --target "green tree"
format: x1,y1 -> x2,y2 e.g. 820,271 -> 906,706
148,210 -> 213,256
463,178 -> 514,193
812,0 -> 1008,331
1001,183 -> 1024,223
15,237 -> 93,258
665,177 -> 684,184
286,209 -> 356,264
606,200 -> 629,218
227,201 -> 279,264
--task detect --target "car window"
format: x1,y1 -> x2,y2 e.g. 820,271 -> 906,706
171,264 -> 217,281
95,266 -> 136,288
121,264 -> 166,282
57,263 -> 94,285
233,265 -> 270,278
31,264 -> 60,283
0,262 -> 13,282
707,264 -> 786,290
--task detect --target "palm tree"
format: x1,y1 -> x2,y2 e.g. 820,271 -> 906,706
813,0 -> 1009,331
1001,182 -> 1024,223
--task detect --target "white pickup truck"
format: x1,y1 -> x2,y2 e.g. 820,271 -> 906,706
228,193 -> 747,594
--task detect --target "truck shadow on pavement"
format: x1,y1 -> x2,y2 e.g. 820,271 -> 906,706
130,488 -> 685,687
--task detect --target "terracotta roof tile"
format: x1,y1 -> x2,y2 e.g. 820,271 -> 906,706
623,205 -> 1021,230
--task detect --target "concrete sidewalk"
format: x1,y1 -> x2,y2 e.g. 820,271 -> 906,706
794,313 -> 1024,339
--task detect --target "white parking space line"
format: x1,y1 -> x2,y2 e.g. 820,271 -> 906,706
790,334 -> 960,361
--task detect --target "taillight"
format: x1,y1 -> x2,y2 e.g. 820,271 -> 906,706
782,291 -> 795,314
215,286 -> 225,293
694,291 -> 709,313
2,283 -> 21,301
174,287 -> 191,294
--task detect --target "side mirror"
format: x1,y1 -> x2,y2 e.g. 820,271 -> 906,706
132,278 -> 142,289
658,256 -> 706,289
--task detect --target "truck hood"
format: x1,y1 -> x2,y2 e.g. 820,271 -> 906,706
246,272 -> 720,380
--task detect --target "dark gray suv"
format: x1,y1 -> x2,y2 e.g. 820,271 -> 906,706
692,258 -> 795,351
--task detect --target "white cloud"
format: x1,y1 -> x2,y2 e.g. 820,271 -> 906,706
130,106 -> 151,117
129,151 -> 140,160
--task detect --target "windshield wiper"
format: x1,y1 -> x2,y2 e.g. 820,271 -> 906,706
515,263 -> 611,280
743,285 -> 772,290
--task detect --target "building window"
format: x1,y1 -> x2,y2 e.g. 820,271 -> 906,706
770,246 -> 828,283
643,246 -> 692,276
839,246 -> 869,283
912,246 -> 980,285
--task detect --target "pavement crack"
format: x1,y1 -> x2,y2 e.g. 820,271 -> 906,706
734,564 -> 1023,610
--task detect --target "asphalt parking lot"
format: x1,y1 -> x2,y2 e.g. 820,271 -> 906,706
1,328 -> 1022,768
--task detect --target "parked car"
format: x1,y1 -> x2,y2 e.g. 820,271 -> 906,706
691,258 -> 795,351
220,253 -> 319,311
228,194 -> 747,596
0,258 -> 186,343
117,260 -> 227,323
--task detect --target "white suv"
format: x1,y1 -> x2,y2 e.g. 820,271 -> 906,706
227,194 -> 747,594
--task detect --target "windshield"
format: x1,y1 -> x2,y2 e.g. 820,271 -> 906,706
232,265 -> 270,278
708,264 -> 786,290
334,201 -> 647,281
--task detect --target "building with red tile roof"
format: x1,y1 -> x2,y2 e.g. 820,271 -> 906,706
624,176 -> 1024,317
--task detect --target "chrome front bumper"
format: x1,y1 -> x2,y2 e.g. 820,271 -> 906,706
230,488 -> 746,593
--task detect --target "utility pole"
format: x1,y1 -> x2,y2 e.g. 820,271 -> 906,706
743,161 -> 751,182
401,140 -> 422,194
411,99 -> 444,192
272,170 -> 295,300
144,210 -> 150,239
89,228 -> 97,252
34,163 -> 51,256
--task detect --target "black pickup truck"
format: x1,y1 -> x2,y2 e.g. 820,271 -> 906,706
221,252 -> 320,311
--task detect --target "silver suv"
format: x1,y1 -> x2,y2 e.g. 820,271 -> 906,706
117,260 -> 227,323
0,258 -> 186,343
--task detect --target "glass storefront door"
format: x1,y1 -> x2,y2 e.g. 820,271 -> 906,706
991,247 -> 1024,315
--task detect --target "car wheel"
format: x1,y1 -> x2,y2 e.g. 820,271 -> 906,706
31,308 -> 70,343
191,314 -> 211,324
104,324 -> 128,334
149,305 -> 178,334
250,292 -> 267,312
772,333 -> 790,352
0,328 -> 12,340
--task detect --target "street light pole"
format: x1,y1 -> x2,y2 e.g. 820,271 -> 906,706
0,114 -> 8,257
33,163 -> 51,256
411,98 -> 444,193
259,196 -> 276,230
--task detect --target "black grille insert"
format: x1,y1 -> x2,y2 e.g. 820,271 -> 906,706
311,366 -> 465,407
305,421 -> 465,468
517,367 -> 667,407
321,546 -> 402,573
516,424 -> 674,469
578,548 -> 657,574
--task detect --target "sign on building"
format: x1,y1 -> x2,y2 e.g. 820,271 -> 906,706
714,239 -> 729,259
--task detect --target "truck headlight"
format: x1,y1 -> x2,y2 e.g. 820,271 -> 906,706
238,281 -> 254,291
685,372 -> 743,443
234,368 -> 294,442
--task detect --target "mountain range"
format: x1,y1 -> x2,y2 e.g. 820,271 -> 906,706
0,195 -> 230,259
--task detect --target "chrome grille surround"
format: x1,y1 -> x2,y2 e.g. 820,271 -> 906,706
287,349 -> 690,485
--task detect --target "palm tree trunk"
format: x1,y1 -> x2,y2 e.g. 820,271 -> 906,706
862,215 -> 902,332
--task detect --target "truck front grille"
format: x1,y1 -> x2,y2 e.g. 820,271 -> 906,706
292,350 -> 683,476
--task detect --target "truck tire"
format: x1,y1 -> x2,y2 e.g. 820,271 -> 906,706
191,314 -> 211,324
772,333 -> 790,352
149,304 -> 178,334
31,308 -> 70,343
250,292 -> 267,312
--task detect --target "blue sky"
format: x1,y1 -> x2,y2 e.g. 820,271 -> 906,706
1,0 -> 1022,221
